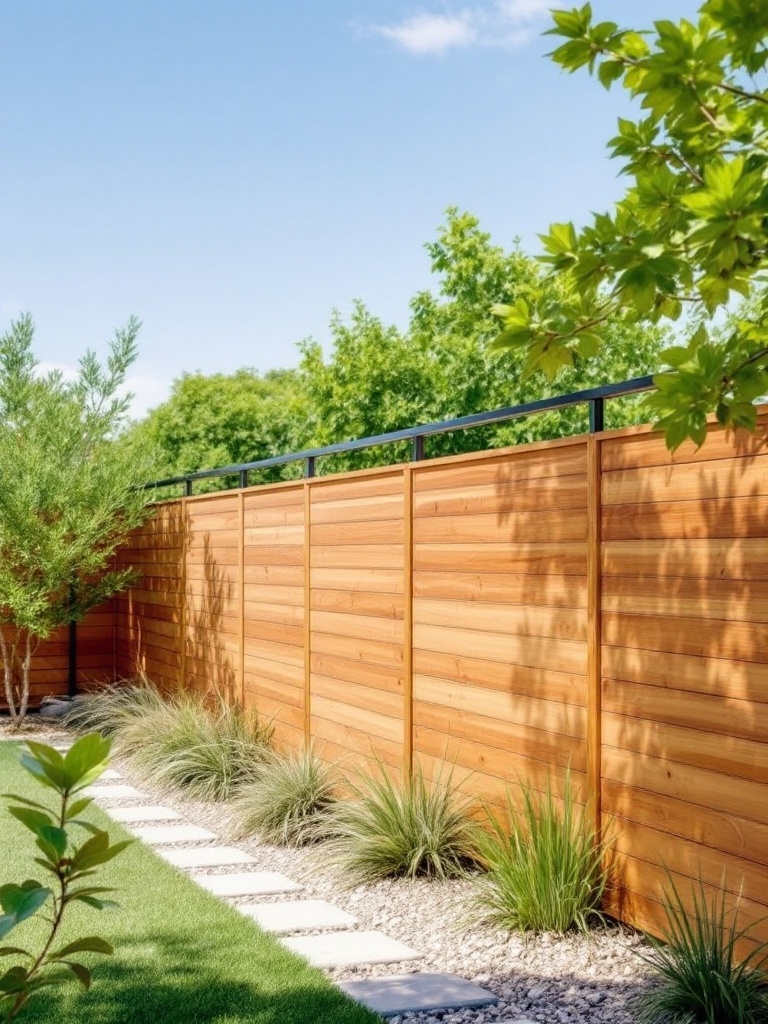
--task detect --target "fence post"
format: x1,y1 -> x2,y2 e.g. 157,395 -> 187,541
303,481 -> 312,748
238,489 -> 245,710
586,436 -> 602,840
403,466 -> 414,777
179,498 -> 188,692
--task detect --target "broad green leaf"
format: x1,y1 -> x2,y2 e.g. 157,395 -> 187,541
0,883 -> 51,923
50,937 -> 113,959
61,961 -> 92,989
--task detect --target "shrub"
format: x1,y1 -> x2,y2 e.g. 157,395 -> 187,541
634,873 -> 768,1024
328,759 -> 480,882
123,695 -> 272,801
63,677 -> 165,738
233,747 -> 338,846
473,771 -> 607,934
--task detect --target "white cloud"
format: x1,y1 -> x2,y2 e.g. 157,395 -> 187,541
371,0 -> 550,54
376,12 -> 476,54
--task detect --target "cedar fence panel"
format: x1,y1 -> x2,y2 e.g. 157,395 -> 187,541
113,410 -> 768,948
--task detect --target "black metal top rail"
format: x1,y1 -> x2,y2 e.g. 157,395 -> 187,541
145,374 -> 656,496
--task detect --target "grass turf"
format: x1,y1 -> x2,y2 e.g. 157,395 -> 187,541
0,739 -> 381,1024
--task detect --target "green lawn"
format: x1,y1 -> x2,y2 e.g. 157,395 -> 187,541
0,739 -> 380,1024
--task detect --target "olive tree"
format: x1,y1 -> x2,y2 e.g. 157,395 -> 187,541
0,315 -> 155,724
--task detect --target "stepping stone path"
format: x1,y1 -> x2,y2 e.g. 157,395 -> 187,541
100,768 -> 123,781
156,846 -> 255,869
282,931 -> 422,968
85,784 -> 146,801
110,805 -> 182,823
133,824 -> 218,844
339,974 -> 499,1016
240,900 -> 356,935
195,872 -> 302,898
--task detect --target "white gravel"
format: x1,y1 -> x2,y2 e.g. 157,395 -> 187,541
2,718 -> 658,1023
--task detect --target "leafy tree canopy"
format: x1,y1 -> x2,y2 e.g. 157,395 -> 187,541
493,0 -> 768,449
0,315 -> 155,722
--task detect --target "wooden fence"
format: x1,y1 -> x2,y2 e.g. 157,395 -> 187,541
109,411 -> 768,948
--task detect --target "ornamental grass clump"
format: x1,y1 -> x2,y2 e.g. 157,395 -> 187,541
120,694 -> 272,801
634,873 -> 768,1024
473,771 -> 607,934
63,676 -> 166,738
329,759 -> 481,882
233,746 -> 338,846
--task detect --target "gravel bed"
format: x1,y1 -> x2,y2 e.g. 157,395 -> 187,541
1,718 -> 658,1023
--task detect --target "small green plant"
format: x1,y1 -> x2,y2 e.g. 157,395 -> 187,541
473,771 -> 607,934
233,746 -> 338,846
634,873 -> 768,1024
63,676 -> 166,738
123,694 -> 272,800
0,734 -> 131,1021
329,759 -> 480,882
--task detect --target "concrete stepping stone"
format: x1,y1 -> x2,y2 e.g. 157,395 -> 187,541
99,768 -> 122,780
194,872 -> 302,898
339,974 -> 498,1016
109,805 -> 182,823
133,824 -> 218,844
85,784 -> 146,801
240,900 -> 356,934
157,846 -> 255,869
282,930 -> 422,968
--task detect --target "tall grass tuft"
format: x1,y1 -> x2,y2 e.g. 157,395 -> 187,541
634,873 -> 768,1024
63,676 -> 166,736
233,746 -> 338,846
328,759 -> 481,882
473,771 -> 607,934
120,694 -> 272,800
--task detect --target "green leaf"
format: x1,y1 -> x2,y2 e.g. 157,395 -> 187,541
0,966 -> 28,994
50,937 -> 113,959
0,917 -> 17,943
36,826 -> 68,861
0,947 -> 31,958
7,807 -> 55,836
0,883 -> 51,923
64,797 -> 93,821
61,962 -> 92,990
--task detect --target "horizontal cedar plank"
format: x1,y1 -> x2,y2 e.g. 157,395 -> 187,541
413,675 -> 587,738
414,543 -> 586,576
134,645 -> 181,670
603,678 -> 768,744
413,702 -> 586,771
311,674 -> 403,718
413,648 -> 586,705
243,583 -> 304,608
243,600 -> 304,627
310,567 -> 402,595
243,619 -> 304,647
134,564 -> 182,580
249,694 -> 305,733
602,494 -> 768,542
186,548 -> 238,566
185,610 -> 238,635
243,653 -> 304,689
311,694 -> 401,743
413,447 -> 587,493
188,528 -> 239,548
243,565 -> 304,587
602,453 -> 768,506
132,617 -> 179,640
243,505 -> 303,528
414,622 -> 586,675
602,712 -> 768,785
310,473 -> 404,503
311,546 -> 404,570
244,674 -> 303,709
413,477 -> 587,519
311,610 -> 403,645
310,735 -> 398,775
602,539 -> 768,581
602,780 -> 768,867
603,610 -> 768,664
601,421 -> 767,472
243,486 -> 304,510
267,722 -> 306,756
612,816 -> 768,907
244,545 -> 303,567
187,498 -> 238,518
414,737 -> 587,802
414,509 -> 587,545
310,715 -> 402,768
310,494 -> 404,524
601,644 -> 768,703
310,652 -> 404,692
244,524 -> 304,545
124,577 -> 182,595
604,863 -> 768,956
310,589 -> 404,619
180,510 -> 239,531
242,637 -> 303,667
413,571 -> 587,609
414,598 -> 586,643
311,519 -> 403,547
311,631 -> 403,669
602,575 -> 768,626
601,746 -> 768,827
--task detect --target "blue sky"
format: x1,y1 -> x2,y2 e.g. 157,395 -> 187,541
2,0 -> 701,415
